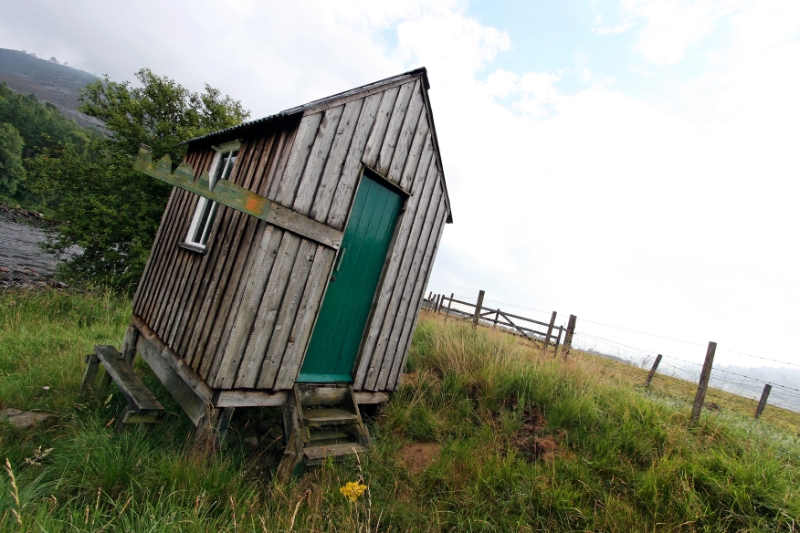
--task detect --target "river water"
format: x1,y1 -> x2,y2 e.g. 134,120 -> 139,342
0,214 -> 74,287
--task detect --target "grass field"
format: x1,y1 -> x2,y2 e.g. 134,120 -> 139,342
1,288 -> 799,532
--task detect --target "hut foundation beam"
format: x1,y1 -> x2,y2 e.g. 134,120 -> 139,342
132,325 -> 211,427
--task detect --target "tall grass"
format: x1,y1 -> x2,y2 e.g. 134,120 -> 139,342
1,290 -> 798,532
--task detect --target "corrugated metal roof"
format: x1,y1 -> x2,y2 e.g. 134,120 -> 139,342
180,67 -> 429,147
179,66 -> 451,223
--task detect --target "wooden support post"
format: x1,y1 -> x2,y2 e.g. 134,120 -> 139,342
193,407 -> 236,454
472,290 -> 485,328
121,325 -> 139,365
564,315 -> 577,354
493,309 -> 500,329
444,293 -> 454,321
544,311 -> 557,355
555,326 -> 563,357
755,384 -> 772,419
81,353 -> 100,392
97,363 -> 112,393
133,324 -> 212,426
276,389 -> 304,482
645,354 -> 662,386
427,291 -> 433,309
690,341 -> 717,426
435,294 -> 442,313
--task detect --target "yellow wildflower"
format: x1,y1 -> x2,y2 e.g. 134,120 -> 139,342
339,481 -> 367,503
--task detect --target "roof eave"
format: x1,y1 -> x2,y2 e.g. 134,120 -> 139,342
179,67 -> 430,148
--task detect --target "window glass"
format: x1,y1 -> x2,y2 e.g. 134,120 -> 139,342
185,142 -> 238,249
219,150 -> 238,182
191,198 -> 218,246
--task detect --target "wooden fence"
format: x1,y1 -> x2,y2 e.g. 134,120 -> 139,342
421,291 -> 795,423
422,291 -> 577,356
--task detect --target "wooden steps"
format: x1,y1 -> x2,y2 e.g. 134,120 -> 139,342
304,442 -> 368,465
276,384 -> 370,480
303,407 -> 360,426
82,345 -> 164,429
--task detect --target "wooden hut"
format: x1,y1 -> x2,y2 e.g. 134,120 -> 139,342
82,68 -> 452,472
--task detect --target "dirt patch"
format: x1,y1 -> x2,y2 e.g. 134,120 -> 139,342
400,370 -> 420,388
399,442 -> 441,475
511,407 -> 562,462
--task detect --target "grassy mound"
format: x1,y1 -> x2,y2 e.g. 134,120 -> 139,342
1,289 -> 798,531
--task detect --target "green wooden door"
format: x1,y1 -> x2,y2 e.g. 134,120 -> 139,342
297,174 -> 403,383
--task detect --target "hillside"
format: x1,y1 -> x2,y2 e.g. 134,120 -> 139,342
0,48 -> 101,129
1,288 -> 798,531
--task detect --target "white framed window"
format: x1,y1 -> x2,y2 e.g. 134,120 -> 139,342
185,141 -> 240,249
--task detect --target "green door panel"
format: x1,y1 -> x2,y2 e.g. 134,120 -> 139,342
297,174 -> 403,383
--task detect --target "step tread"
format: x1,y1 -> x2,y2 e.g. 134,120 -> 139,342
304,442 -> 367,462
297,386 -> 349,406
309,429 -> 350,441
302,407 -> 359,425
94,345 -> 163,413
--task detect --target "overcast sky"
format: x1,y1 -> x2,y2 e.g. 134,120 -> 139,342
3,0 -> 800,372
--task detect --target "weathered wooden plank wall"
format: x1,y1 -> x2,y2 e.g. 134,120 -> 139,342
133,73 -> 450,393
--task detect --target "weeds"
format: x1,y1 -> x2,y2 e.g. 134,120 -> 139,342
1,290 -> 799,531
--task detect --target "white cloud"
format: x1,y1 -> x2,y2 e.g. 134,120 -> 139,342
481,70 -> 565,117
400,2 -> 800,366
2,0 -> 800,368
395,6 -> 510,81
594,19 -> 636,35
622,0 -> 746,65
484,69 -> 518,98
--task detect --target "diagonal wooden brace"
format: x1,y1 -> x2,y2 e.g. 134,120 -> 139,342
132,146 -> 343,249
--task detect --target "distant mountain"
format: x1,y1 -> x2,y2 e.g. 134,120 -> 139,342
713,365 -> 800,412
0,48 -> 102,129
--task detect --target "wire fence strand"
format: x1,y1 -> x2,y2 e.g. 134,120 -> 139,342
429,292 -> 800,415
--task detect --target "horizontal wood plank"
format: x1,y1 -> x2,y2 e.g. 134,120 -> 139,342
134,333 -> 208,426
304,442 -> 367,463
133,147 -> 342,249
214,390 -> 288,408
94,345 -> 163,413
131,315 -> 214,403
354,391 -> 390,404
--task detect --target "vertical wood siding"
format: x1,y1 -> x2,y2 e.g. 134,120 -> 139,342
132,75 -> 449,393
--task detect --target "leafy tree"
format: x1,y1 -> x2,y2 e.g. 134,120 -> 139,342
0,83 -> 92,159
28,69 -> 250,292
79,69 -> 247,165
0,122 -> 25,195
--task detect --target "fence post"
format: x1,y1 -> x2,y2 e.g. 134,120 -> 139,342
435,294 -> 441,313
444,293 -> 454,321
754,384 -> 772,419
544,311 -> 557,355
472,290 -> 485,328
564,315 -> 577,354
555,326 -> 563,357
645,354 -> 662,386
690,341 -> 717,426
493,309 -> 500,329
